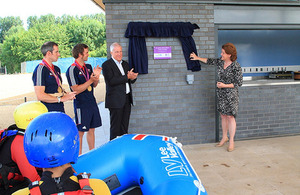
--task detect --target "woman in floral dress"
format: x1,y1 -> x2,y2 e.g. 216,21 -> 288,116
190,43 -> 243,152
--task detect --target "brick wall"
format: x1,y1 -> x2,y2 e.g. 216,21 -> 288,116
236,84 -> 300,139
104,2 -> 300,144
105,3 -> 216,144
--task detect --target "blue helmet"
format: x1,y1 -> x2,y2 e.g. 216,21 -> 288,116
24,112 -> 79,168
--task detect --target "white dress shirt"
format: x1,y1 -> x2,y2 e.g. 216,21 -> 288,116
112,58 -> 130,94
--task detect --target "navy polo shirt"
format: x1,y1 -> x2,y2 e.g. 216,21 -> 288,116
66,64 -> 97,108
32,64 -> 64,112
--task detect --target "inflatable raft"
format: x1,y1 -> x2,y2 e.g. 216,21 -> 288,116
73,134 -> 207,195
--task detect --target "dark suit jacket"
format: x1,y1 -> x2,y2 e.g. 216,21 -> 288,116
102,58 -> 136,109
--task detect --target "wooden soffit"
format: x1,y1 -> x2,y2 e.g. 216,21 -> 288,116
92,0 -> 105,11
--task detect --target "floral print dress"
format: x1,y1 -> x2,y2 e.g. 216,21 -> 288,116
207,58 -> 243,117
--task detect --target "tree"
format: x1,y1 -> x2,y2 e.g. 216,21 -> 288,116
81,14 -> 105,24
0,23 -> 71,73
27,16 -> 38,29
21,22 -> 71,60
56,14 -> 76,25
0,14 -> 106,73
0,16 -> 23,43
0,26 -> 26,73
67,14 -> 106,57
27,14 -> 56,29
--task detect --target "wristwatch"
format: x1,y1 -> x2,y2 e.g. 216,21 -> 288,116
57,96 -> 61,103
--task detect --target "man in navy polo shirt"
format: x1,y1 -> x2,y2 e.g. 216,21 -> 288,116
32,41 -> 76,112
66,43 -> 102,154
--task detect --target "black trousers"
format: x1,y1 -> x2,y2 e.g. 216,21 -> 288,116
109,95 -> 131,140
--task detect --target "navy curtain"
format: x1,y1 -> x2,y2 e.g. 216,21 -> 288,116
125,22 -> 201,74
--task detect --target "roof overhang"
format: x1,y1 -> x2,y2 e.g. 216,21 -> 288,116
92,0 -> 105,11
102,0 -> 300,6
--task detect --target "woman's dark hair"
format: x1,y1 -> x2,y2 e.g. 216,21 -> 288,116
72,44 -> 89,59
222,43 -> 237,61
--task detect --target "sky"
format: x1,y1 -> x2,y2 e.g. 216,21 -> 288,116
0,0 -> 104,28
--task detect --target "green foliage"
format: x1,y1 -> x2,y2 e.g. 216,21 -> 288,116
67,16 -> 106,57
56,15 -> 77,25
0,16 -> 23,43
22,23 -> 71,60
0,26 -> 26,73
27,14 -> 57,29
0,13 -> 106,73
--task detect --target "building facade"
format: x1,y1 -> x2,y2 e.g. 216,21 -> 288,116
101,0 -> 300,144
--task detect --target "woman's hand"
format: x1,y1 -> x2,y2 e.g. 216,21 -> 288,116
190,52 -> 208,63
217,82 -> 225,88
217,82 -> 234,89
190,52 -> 198,60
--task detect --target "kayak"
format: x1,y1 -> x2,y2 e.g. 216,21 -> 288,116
73,134 -> 207,195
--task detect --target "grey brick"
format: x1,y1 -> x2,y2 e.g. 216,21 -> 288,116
104,2 -> 300,144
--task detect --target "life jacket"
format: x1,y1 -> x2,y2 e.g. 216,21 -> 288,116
29,174 -> 94,195
0,128 -> 25,191
0,128 -> 24,148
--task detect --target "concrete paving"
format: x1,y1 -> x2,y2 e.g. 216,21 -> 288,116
183,135 -> 300,194
81,102 -> 110,152
0,74 -> 34,99
2,74 -> 299,194
85,103 -> 300,195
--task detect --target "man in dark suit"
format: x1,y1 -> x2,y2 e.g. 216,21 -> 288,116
102,42 -> 138,140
